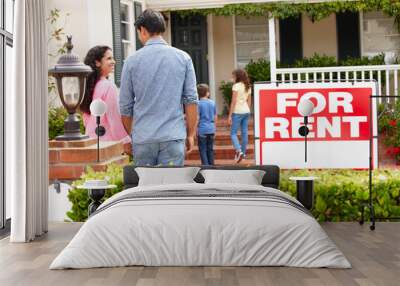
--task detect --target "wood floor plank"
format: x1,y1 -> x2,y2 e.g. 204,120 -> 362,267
0,222 -> 399,286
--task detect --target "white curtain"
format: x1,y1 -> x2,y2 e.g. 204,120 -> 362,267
8,0 -> 48,242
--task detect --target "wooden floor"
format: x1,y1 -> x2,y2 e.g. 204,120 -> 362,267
0,222 -> 399,286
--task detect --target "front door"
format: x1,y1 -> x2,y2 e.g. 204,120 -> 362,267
171,13 -> 209,84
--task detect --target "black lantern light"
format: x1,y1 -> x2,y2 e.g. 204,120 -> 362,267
90,99 -> 107,162
297,99 -> 315,163
49,36 -> 92,141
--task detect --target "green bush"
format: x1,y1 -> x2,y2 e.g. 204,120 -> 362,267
48,107 -> 68,140
241,53 -> 387,83
67,166 -> 400,222
246,58 -> 272,83
48,107 -> 85,140
379,100 -> 400,161
67,164 -> 124,222
219,81 -> 233,111
280,169 -> 400,222
220,54 -> 391,110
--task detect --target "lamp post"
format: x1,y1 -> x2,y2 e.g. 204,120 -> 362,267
297,99 -> 315,163
48,36 -> 92,141
90,99 -> 107,162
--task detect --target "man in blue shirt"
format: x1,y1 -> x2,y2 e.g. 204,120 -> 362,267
119,9 -> 198,166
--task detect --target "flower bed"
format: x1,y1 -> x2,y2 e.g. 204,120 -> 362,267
379,101 -> 400,163
67,165 -> 400,222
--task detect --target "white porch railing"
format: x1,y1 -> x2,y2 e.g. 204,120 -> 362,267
275,64 -> 400,100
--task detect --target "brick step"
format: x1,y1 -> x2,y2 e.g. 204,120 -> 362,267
186,145 -> 254,160
50,141 -> 124,164
185,158 -> 256,166
214,126 -> 256,132
49,155 -> 129,180
49,138 -> 97,148
216,117 -> 254,126
195,133 -> 255,146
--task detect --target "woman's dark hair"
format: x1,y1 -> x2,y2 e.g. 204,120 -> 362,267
232,69 -> 251,93
197,83 -> 209,98
134,9 -> 166,34
80,46 -> 111,114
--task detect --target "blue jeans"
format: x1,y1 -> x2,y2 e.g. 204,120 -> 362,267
198,134 -> 215,165
230,113 -> 249,155
132,139 -> 185,166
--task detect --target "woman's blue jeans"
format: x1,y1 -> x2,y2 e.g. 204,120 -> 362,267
230,113 -> 249,155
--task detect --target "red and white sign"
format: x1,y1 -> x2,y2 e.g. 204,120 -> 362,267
254,82 -> 378,169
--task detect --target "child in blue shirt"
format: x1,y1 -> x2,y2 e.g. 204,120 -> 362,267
197,84 -> 217,165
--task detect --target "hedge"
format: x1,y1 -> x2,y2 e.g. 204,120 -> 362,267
48,106 -> 85,140
219,54 -> 388,110
66,164 -> 400,223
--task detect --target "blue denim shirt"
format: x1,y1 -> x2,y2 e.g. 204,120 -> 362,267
119,37 -> 198,144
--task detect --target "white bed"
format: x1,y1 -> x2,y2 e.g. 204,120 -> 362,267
50,183 -> 351,269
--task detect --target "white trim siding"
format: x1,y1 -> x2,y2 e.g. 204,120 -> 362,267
146,0 -> 340,11
232,15 -> 237,68
207,14 -> 216,101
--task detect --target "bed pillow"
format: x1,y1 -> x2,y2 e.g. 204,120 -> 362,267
135,167 -> 201,186
200,169 -> 266,185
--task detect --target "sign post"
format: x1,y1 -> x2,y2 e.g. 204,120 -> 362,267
254,82 -> 378,169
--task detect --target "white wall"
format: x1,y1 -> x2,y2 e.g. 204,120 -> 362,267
362,11 -> 400,58
47,0 -> 90,69
302,14 -> 337,58
86,0 -> 114,49
47,0 -> 114,106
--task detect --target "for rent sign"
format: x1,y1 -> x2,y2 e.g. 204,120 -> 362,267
254,82 -> 378,169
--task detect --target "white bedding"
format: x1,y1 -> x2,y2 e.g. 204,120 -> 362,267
50,183 -> 351,269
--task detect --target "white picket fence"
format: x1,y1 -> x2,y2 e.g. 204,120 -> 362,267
275,64 -> 400,101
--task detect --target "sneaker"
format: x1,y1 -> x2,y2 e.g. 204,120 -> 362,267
235,151 -> 244,163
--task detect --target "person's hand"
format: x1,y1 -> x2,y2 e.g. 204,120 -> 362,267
123,143 -> 132,155
228,116 -> 232,126
186,136 -> 195,154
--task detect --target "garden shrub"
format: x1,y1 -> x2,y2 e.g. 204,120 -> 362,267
67,166 -> 400,223
280,169 -> 400,222
66,164 -> 124,222
220,54 -> 388,111
48,106 -> 85,140
379,100 -> 400,162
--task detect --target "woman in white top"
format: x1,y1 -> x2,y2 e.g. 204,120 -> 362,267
228,69 -> 252,163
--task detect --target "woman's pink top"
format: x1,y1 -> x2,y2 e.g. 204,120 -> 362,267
83,79 -> 131,144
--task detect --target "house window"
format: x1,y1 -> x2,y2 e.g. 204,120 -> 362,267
1,0 -> 14,233
235,16 -> 269,68
111,0 -> 142,86
120,1 -> 135,60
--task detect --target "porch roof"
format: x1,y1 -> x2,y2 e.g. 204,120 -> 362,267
146,0 -> 340,11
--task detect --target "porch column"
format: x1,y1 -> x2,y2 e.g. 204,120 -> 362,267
268,15 -> 277,82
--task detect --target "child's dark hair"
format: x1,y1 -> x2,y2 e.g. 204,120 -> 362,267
197,83 -> 209,98
134,9 -> 166,34
232,69 -> 251,93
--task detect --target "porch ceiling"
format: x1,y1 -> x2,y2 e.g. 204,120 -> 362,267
146,0 -> 342,11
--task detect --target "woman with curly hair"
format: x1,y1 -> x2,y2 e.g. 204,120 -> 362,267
80,46 -> 131,153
